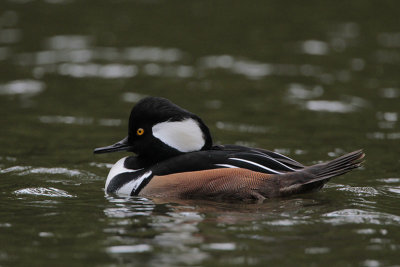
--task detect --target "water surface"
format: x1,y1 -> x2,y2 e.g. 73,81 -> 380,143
1,1 -> 400,266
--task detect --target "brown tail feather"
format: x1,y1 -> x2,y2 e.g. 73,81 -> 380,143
277,150 -> 365,196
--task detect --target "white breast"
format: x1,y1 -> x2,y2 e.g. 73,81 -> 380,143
116,171 -> 153,195
105,157 -> 143,191
152,118 -> 205,152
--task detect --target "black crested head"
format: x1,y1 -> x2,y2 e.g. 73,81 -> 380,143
129,97 -> 190,126
94,96 -> 213,163
126,97 -> 213,163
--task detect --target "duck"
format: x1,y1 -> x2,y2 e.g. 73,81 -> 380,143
94,96 -> 364,201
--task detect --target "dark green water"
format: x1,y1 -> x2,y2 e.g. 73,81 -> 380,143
1,0 -> 400,266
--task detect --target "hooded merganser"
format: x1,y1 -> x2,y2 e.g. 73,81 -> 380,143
94,97 -> 364,200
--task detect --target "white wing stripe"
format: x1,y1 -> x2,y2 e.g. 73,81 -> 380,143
229,158 -> 282,174
248,152 -> 298,171
251,149 -> 301,164
214,164 -> 239,168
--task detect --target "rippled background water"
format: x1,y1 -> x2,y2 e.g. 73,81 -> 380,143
1,0 -> 400,266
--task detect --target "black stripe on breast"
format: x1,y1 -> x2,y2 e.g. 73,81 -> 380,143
106,170 -> 147,194
131,173 -> 154,196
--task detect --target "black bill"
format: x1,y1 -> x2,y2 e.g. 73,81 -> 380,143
93,136 -> 132,154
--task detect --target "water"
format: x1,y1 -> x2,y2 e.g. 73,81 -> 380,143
1,1 -> 400,266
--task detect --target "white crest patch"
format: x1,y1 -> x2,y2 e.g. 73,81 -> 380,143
105,157 -> 143,191
152,118 -> 205,152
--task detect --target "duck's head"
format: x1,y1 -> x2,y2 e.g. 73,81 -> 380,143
94,97 -> 213,163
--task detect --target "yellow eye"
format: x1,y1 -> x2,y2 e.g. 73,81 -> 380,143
136,128 -> 144,136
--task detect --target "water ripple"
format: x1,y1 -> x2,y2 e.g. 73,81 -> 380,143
104,207 -> 152,218
286,84 -> 368,113
0,79 -> 45,95
336,186 -> 380,197
385,187 -> 400,194
14,187 -> 75,197
19,167 -> 96,178
46,35 -> 91,50
377,32 -> 400,48
304,247 -> 330,254
0,28 -> 21,44
39,115 -> 93,125
39,115 -> 121,127
215,121 -> 269,134
300,40 -> 329,55
104,197 -> 155,218
265,219 -> 308,226
58,63 -> 138,78
89,162 -> 114,169
367,132 -> 400,140
122,92 -> 148,103
107,244 -> 152,254
9,34 -> 355,81
287,84 -> 324,100
0,165 -> 30,174
305,100 -> 357,113
1,165 -> 100,181
203,243 -> 236,251
380,88 -> 400,99
323,209 -> 400,225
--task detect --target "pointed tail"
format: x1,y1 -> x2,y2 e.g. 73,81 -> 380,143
277,150 -> 365,196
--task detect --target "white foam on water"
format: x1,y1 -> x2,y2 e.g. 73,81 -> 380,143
106,244 -> 152,254
0,79 -> 45,95
14,187 -> 75,198
204,243 -> 236,251
323,209 -> 400,225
